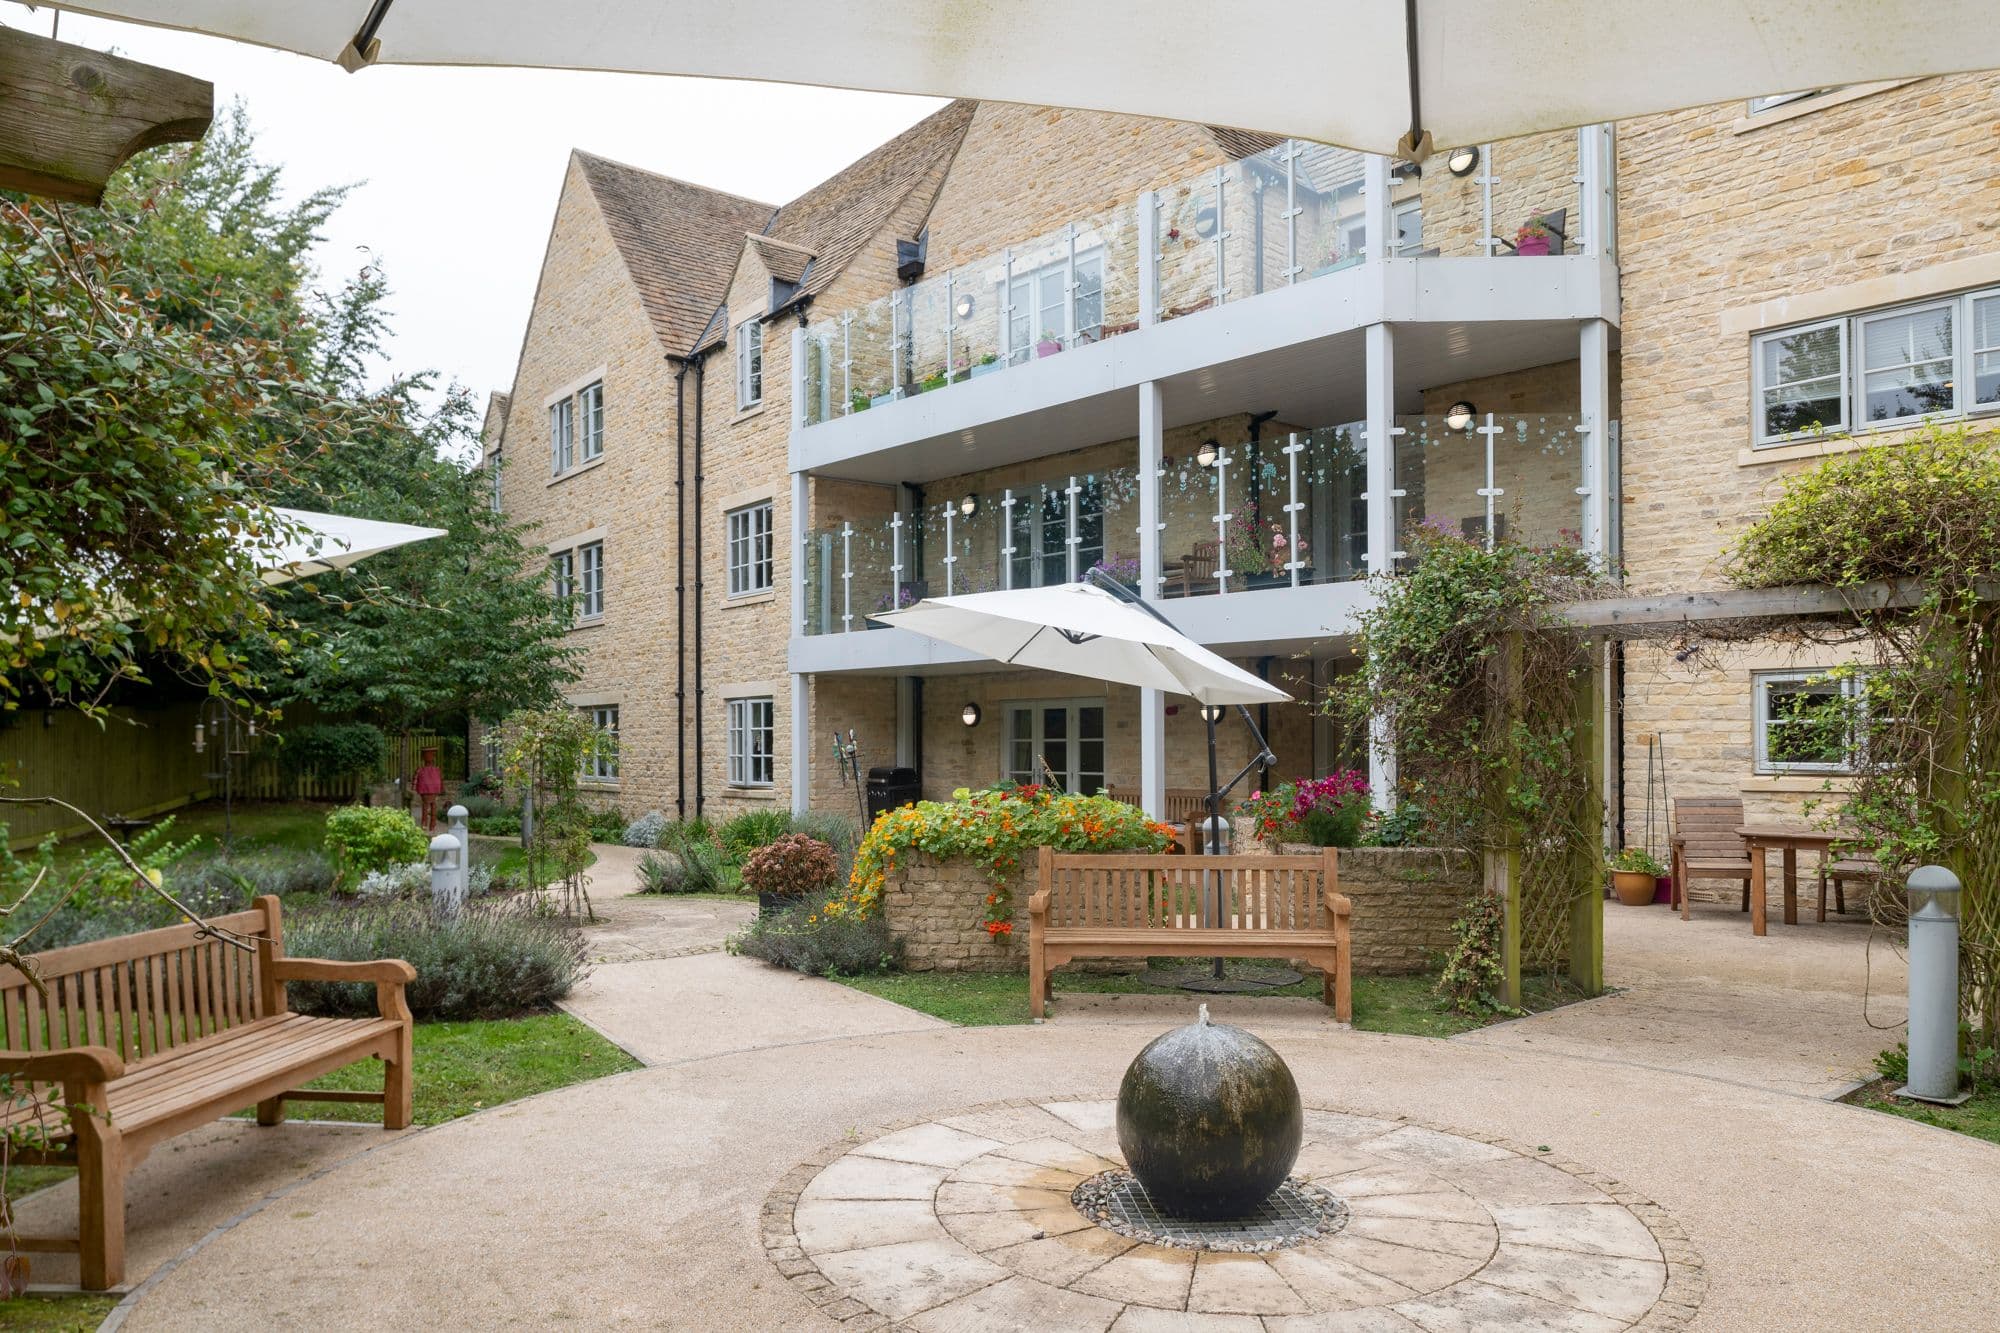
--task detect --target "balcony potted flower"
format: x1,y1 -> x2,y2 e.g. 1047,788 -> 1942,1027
919,365 -> 950,394
1607,847 -> 1666,906
1515,219 -> 1553,257
968,351 -> 1002,380
1224,510 -> 1274,584
848,390 -> 872,414
1036,331 -> 1064,358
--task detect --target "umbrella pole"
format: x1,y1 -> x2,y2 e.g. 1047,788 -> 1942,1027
1205,707 -> 1224,980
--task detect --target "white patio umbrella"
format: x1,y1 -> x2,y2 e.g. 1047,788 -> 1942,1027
64,1 -> 2000,155
872,583 -> 1288,707
253,506 -> 447,585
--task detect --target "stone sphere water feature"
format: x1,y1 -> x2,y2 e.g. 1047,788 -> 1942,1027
1115,1005 -> 1304,1219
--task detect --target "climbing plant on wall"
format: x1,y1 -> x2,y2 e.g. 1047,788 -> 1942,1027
1332,523 -> 1611,988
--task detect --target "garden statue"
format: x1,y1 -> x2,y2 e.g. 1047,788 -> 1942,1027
1115,1005 -> 1304,1218
414,746 -> 444,830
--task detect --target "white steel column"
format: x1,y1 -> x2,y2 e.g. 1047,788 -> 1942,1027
1577,124 -> 1614,259
790,468 -> 809,815
790,326 -> 807,429
1364,320 -> 1398,811
1579,319 -> 1614,564
1137,191 -> 1160,326
1138,381 -> 1166,820
1363,154 -> 1393,262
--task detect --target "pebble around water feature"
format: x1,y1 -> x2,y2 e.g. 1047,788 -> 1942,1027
766,1098 -> 1707,1330
1071,1168 -> 1347,1252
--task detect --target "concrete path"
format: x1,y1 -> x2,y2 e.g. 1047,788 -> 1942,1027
1455,904 -> 1909,1099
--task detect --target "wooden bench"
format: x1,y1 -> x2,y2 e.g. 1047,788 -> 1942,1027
1028,847 -> 1351,1023
0,896 -> 414,1289
1670,796 -> 1755,918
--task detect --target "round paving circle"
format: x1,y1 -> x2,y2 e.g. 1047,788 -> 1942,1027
765,1099 -> 1705,1330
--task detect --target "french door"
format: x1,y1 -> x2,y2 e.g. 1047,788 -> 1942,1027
1004,699 -> 1107,794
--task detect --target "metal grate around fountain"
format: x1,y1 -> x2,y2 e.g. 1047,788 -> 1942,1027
1072,1169 -> 1347,1253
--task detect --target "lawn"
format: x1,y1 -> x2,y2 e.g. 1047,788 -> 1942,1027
470,838 -> 597,891
51,800 -> 333,871
0,1296 -> 120,1331
1847,1078 -> 2000,1147
837,965 -> 1583,1035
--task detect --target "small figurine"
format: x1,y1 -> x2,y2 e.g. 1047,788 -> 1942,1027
414,746 -> 444,831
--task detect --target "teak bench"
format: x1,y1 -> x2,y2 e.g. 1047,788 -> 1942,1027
1028,848 -> 1352,1023
0,896 -> 415,1289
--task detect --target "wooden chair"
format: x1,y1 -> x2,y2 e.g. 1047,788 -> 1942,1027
1172,542 -> 1218,598
1670,797 -> 1755,919
1817,853 -> 1879,921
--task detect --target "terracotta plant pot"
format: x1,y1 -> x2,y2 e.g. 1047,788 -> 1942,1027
1611,870 -> 1656,906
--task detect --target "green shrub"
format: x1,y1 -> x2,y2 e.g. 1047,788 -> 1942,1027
793,810 -> 860,880
587,808 -> 626,842
1607,847 -> 1667,877
1297,804 -> 1367,848
323,806 -> 429,887
741,834 -> 838,898
457,794 -> 506,820
729,896 -> 901,977
662,822 -> 729,894
283,899 -> 589,1020
720,809 -> 792,862
1363,800 -> 1429,848
177,847 -> 337,900
469,813 -> 521,837
279,723 -> 386,788
635,850 -> 688,893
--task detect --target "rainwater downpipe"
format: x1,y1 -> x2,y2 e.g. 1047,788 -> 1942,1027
693,354 -> 709,818
671,356 -> 689,820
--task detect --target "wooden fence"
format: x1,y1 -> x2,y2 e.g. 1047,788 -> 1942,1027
0,701 -> 210,847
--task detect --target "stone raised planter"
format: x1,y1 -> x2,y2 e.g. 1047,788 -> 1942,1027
878,845 -> 1477,976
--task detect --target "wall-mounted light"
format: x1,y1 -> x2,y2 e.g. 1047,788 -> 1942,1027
958,494 -> 977,518
1446,145 -> 1481,177
961,702 -> 982,728
954,293 -> 975,320
1444,400 -> 1477,432
1195,439 -> 1219,468
1199,704 -> 1225,723
1194,206 -> 1219,239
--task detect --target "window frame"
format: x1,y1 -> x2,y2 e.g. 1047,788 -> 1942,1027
1753,669 -> 1865,776
583,705 -> 619,782
726,501 -> 775,598
727,696 -> 775,787
736,318 -> 764,410
577,380 -> 605,462
1747,90 -> 1825,113
1752,316 -> 1847,445
1001,246 -> 1106,364
1974,292 -> 2000,414
549,396 -> 575,475
1001,696 -> 1108,794
577,541 -> 604,620
550,549 -> 576,619
1855,299 -> 1957,429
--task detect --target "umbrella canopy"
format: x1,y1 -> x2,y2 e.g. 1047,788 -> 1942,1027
254,507 -> 446,585
872,584 -> 1289,707
64,1 -> 2000,155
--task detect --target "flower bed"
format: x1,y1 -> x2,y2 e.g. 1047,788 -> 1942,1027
1238,771 -> 1370,847
836,784 -> 1176,937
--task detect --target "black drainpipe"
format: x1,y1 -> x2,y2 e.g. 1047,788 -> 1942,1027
1246,409 -> 1279,527
671,356 -> 689,820
693,354 -> 708,818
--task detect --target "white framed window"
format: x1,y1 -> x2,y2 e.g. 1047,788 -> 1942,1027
1390,198 -> 1424,257
1007,477 -> 1105,588
483,736 -> 501,776
1754,670 -> 1865,774
1002,698 -> 1106,794
726,501 -> 774,597
577,541 -> 604,619
549,396 -> 575,475
489,454 -> 503,513
584,705 -> 619,781
577,380 -> 604,461
727,696 -> 774,787
550,549 -> 575,617
1747,90 -> 1827,113
1753,285 -> 2000,446
1754,317 -> 1846,443
736,318 -> 764,409
1003,249 -> 1104,364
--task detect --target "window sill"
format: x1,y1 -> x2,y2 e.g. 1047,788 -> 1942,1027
723,590 -> 777,608
581,778 -> 622,791
1730,81 -> 1918,135
1743,774 -> 1857,794
1739,415 -> 2000,467
570,616 -> 606,631
548,456 -> 607,486
732,404 -> 768,425
725,784 -> 778,800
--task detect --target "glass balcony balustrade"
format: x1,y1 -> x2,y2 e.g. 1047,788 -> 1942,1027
798,131 -> 1606,426
1390,413 -> 1594,560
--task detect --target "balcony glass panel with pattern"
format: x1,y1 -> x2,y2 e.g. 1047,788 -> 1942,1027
1156,425 -> 1367,597
1392,414 -> 1591,562
1410,131 -> 1585,258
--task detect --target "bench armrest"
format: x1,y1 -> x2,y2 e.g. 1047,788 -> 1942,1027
270,957 -> 416,1024
1029,890 -> 1050,919
269,958 -> 417,985
0,1046 -> 124,1084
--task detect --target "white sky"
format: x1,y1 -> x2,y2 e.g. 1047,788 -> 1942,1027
10,4 -> 944,409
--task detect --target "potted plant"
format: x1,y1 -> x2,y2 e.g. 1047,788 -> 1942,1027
919,366 -> 949,394
741,832 -> 839,917
869,385 -> 899,408
1607,848 -> 1666,906
1515,219 -> 1553,257
1224,510 -> 1273,581
968,352 -> 1002,380
1035,331 -> 1064,358
848,391 -> 871,414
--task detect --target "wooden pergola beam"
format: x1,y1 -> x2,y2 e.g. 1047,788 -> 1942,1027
1558,577 -> 1962,634
0,26 -> 212,206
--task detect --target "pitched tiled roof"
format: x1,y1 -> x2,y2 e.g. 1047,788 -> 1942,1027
574,151 -> 776,357
746,233 -> 813,286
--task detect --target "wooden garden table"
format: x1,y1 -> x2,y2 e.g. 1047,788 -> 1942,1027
1736,825 -> 1843,935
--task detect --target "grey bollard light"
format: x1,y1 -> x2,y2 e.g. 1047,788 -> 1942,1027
429,833 -> 465,918
446,804 -> 471,900
1900,865 -> 1968,1105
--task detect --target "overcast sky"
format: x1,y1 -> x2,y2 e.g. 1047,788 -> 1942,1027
10,4 -> 944,408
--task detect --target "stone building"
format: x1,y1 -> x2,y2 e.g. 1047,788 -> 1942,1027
481,80 -> 2000,874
